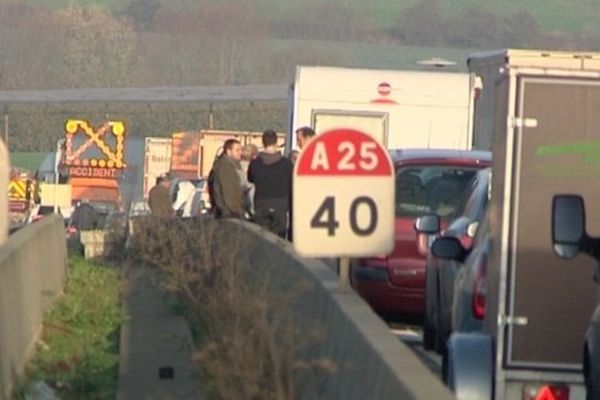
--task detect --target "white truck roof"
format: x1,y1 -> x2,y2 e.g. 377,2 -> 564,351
291,66 -> 475,151
295,66 -> 470,107
468,48 -> 600,70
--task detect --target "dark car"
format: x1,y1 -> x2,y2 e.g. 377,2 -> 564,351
65,201 -> 118,252
430,209 -> 491,382
351,149 -> 491,318
551,195 -> 600,398
419,168 -> 491,352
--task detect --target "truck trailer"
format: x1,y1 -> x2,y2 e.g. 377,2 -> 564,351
287,66 -> 479,152
446,49 -> 600,400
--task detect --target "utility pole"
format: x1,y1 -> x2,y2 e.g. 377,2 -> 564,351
3,112 -> 8,150
208,102 -> 214,129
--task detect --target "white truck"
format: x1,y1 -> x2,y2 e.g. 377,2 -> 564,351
287,66 -> 479,152
440,49 -> 600,399
143,137 -> 172,200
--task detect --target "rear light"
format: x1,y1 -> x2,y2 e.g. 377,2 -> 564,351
522,384 -> 569,400
471,254 -> 487,320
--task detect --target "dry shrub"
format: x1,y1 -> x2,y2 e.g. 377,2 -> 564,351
129,216 -> 336,400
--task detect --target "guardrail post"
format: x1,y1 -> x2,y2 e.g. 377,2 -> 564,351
339,257 -> 350,291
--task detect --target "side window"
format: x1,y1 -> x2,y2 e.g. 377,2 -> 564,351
472,207 -> 490,247
463,180 -> 485,220
451,175 -> 478,219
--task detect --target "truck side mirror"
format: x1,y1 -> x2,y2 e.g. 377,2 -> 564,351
431,237 -> 467,263
552,195 -> 585,259
415,214 -> 440,234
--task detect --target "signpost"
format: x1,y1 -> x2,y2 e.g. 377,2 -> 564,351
293,128 -> 395,288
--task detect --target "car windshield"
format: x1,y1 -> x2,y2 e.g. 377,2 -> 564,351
395,165 -> 479,218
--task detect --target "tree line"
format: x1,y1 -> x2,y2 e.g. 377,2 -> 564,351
3,0 -> 600,152
0,0 -> 598,91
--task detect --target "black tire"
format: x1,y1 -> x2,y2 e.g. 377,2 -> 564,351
441,345 -> 450,385
423,315 -> 436,351
435,294 -> 449,355
423,267 -> 438,351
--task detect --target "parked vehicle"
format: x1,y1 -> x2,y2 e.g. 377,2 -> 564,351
143,137 -> 172,200
430,49 -> 600,400
60,120 -> 126,209
431,209 -> 491,379
8,172 -> 37,228
288,66 -> 479,152
418,167 -> 491,353
350,149 -> 490,318
171,178 -> 209,217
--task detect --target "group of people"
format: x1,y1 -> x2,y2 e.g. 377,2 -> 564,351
209,127 -> 315,239
147,127 -> 316,240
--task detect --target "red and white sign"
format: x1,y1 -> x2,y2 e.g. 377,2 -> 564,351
371,81 -> 397,104
293,128 -> 395,257
377,82 -> 392,96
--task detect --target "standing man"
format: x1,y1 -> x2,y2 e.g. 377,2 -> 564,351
248,130 -> 293,238
148,173 -> 174,218
212,139 -> 245,219
296,126 -> 315,150
288,126 -> 315,241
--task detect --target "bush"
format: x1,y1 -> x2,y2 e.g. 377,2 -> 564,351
129,217 -> 336,400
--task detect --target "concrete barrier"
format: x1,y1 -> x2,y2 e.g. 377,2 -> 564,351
0,215 -> 68,399
207,219 -> 454,400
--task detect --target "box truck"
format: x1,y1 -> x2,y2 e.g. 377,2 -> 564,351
440,49 -> 600,399
165,130 -> 285,181
287,66 -> 478,152
143,137 -> 172,200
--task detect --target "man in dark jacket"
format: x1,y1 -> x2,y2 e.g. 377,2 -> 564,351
148,173 -> 174,218
212,139 -> 245,219
248,130 -> 293,238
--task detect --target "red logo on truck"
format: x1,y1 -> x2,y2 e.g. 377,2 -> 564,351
371,82 -> 397,104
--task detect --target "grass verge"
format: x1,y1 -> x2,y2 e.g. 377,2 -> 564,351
16,254 -> 126,400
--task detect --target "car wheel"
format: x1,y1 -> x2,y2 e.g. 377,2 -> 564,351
434,274 -> 448,354
435,300 -> 448,355
441,344 -> 449,385
423,315 -> 436,351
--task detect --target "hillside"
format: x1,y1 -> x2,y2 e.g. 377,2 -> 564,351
21,0 -> 600,35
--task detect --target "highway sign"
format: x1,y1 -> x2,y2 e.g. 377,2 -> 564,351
293,128 -> 395,257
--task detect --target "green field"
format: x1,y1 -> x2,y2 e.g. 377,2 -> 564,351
21,0 -> 600,34
260,0 -> 600,34
10,152 -> 48,171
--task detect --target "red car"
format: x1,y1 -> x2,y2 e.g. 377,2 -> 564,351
351,149 -> 491,318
